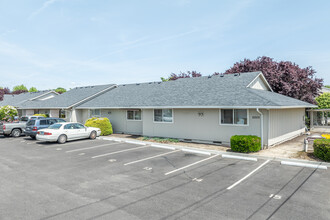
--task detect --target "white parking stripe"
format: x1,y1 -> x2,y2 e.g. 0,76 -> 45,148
124,150 -> 181,165
227,160 -> 270,190
65,143 -> 121,153
165,154 -> 219,176
91,146 -> 149,159
44,140 -> 107,148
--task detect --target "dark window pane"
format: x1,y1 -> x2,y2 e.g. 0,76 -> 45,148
154,109 -> 162,122
221,109 -> 233,124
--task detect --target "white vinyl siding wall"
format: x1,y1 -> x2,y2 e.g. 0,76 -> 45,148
268,109 -> 305,145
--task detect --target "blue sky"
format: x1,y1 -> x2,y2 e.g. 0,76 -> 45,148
0,0 -> 329,90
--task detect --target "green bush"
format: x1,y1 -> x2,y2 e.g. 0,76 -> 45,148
85,117 -> 113,136
33,114 -> 47,118
230,135 -> 261,153
313,139 -> 330,162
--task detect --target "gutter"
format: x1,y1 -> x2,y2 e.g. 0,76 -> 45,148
256,108 -> 264,150
75,105 -> 315,110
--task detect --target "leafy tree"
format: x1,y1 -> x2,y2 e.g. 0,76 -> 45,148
0,105 -> 18,121
316,93 -> 330,109
161,71 -> 202,81
325,85 -> 330,89
12,90 -> 27,95
224,56 -> 323,104
0,87 -> 11,101
13,84 -> 28,92
55,87 -> 67,94
29,87 -> 38,92
0,89 -> 4,101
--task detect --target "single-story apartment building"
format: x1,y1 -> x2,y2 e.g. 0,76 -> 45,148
1,71 -> 315,148
0,90 -> 59,116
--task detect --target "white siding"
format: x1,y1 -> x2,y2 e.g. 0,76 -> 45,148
100,109 -> 143,135
142,109 -> 266,145
249,76 -> 271,91
268,109 -> 305,145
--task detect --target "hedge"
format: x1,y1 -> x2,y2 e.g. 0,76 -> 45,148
85,117 -> 113,136
230,135 -> 261,153
33,114 -> 48,118
313,139 -> 330,162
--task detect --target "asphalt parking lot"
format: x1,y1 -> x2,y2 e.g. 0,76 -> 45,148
0,136 -> 329,220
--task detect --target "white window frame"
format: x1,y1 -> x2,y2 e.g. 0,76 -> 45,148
153,109 -> 174,123
126,110 -> 142,121
219,109 -> 249,126
90,109 -> 101,117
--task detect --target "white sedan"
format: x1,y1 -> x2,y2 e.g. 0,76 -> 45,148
36,122 -> 101,144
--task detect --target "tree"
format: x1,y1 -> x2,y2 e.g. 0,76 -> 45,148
55,87 -> 67,94
0,105 -> 18,121
316,93 -> 330,109
325,85 -> 330,89
0,89 -> 4,101
224,56 -> 323,104
13,85 -> 28,92
161,71 -> 202,81
29,87 -> 38,92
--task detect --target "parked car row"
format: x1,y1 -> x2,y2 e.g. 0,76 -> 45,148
0,116 -> 101,144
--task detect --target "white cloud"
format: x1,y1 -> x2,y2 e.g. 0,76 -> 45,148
28,0 -> 59,20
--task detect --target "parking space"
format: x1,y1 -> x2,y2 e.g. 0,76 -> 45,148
0,136 -> 329,220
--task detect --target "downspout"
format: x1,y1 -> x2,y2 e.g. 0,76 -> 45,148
256,108 -> 264,150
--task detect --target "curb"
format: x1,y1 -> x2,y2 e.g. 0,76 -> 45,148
100,137 -> 330,169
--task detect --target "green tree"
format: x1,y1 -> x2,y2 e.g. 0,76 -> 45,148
316,93 -> 330,109
0,105 -> 18,121
55,87 -> 67,94
13,84 -> 28,92
29,87 -> 38,92
325,85 -> 330,89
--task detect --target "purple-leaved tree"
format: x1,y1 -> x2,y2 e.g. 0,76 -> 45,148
223,56 -> 323,104
161,71 -> 202,81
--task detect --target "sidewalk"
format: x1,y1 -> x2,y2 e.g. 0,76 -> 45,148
108,133 -> 321,162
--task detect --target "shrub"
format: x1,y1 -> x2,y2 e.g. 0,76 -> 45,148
33,114 -> 47,118
0,105 -> 18,121
313,139 -> 330,162
321,134 -> 330,139
230,135 -> 261,153
85,117 -> 113,136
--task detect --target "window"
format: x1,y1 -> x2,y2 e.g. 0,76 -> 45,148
154,109 -> 173,123
60,110 -> 66,119
91,109 -> 100,117
39,120 -> 49,125
64,124 -> 75,129
74,123 -> 85,129
127,110 -> 142,120
220,109 -> 248,125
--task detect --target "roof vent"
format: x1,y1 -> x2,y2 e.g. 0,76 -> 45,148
220,73 -> 224,77
158,82 -> 161,84
208,76 -> 212,79
136,83 -> 140,85
148,82 -> 152,84
234,73 -> 239,76
122,84 -> 126,86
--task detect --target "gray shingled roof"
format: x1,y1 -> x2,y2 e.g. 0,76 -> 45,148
77,72 -> 316,109
0,91 -> 54,107
18,84 -> 115,109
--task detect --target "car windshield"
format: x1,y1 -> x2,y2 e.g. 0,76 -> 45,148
48,123 -> 63,129
26,120 -> 35,126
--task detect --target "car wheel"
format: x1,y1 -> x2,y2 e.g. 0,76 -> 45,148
57,135 -> 67,144
11,129 -> 21,138
30,135 -> 36,139
89,131 -> 97,139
